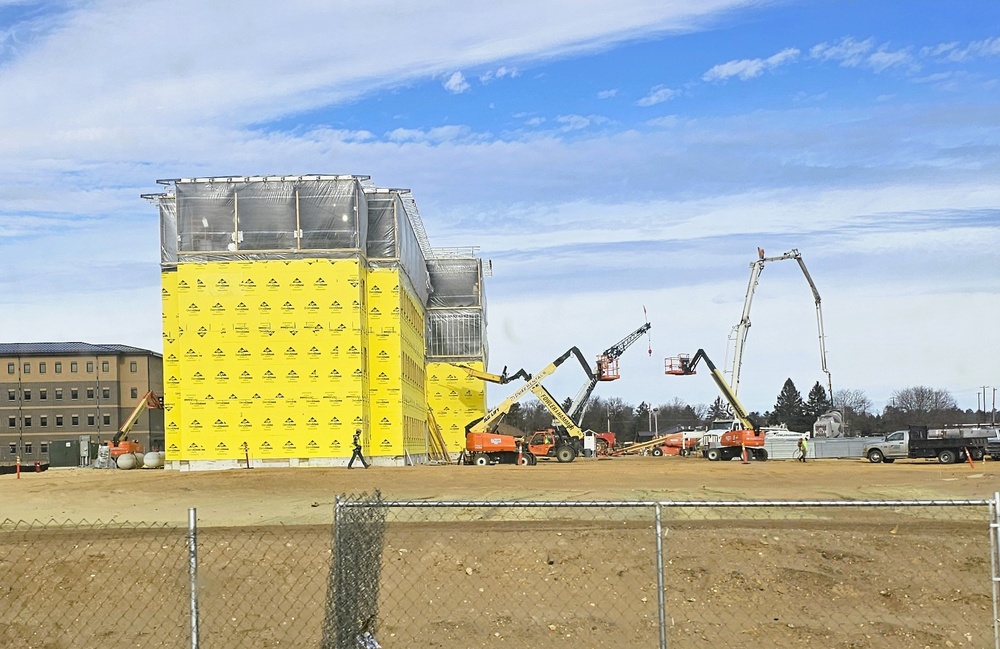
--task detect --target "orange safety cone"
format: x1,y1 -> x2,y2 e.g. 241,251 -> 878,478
517,444 -> 524,466
965,447 -> 975,468
741,444 -> 749,464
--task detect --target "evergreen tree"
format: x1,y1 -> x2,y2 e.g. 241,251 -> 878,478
771,378 -> 806,429
803,382 -> 833,432
707,396 -> 728,421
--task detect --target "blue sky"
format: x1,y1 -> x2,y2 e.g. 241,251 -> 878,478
0,0 -> 997,417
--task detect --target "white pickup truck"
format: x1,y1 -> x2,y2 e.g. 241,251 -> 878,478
863,427 -> 988,465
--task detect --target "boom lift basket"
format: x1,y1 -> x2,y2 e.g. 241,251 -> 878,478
596,356 -> 620,381
664,356 -> 692,375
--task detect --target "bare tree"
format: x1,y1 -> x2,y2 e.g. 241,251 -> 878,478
834,389 -> 872,416
892,386 -> 957,413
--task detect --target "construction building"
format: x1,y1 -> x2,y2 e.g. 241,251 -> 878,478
146,175 -> 488,470
0,343 -> 164,468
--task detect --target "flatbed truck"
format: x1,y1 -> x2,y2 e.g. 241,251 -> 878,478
863,426 -> 988,465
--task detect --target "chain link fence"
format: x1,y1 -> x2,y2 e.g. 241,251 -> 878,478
2,496 -> 999,649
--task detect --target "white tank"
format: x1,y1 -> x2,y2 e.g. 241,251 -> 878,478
143,452 -> 163,469
133,453 -> 144,469
116,453 -> 137,470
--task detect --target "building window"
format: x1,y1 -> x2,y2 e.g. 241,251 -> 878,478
71,415 -> 79,426
55,362 -> 62,373
6,362 -> 13,374
70,361 -> 78,373
40,443 -> 48,453
130,361 -> 138,372
40,416 -> 47,427
8,443 -> 15,454
7,389 -> 14,401
39,362 -> 46,374
131,387 -> 139,399
86,387 -> 95,399
102,361 -> 109,373
71,388 -> 79,400
86,361 -> 94,373
56,415 -> 63,427
87,415 -> 95,426
23,417 -> 31,428
39,389 -> 47,400
23,390 -> 31,401
55,388 -> 63,400
103,414 -> 111,426
102,387 -> 110,400
22,362 -> 30,374
7,417 -> 14,427
24,442 -> 31,454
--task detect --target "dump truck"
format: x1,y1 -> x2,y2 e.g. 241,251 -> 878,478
863,426 -> 989,465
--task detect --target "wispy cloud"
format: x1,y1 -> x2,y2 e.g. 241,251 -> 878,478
597,89 -> 618,99
703,47 -> 800,81
479,66 -> 519,83
921,37 -> 1000,63
810,37 -> 911,73
637,85 -> 677,106
555,114 -> 610,131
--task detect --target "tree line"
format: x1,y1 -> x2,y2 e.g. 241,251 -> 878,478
499,379 -> 994,445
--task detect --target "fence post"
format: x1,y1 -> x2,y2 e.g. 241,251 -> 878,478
655,503 -> 667,649
992,493 -> 1000,649
189,507 -> 200,649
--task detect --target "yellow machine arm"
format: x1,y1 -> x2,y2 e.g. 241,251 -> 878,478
452,363 -> 531,385
666,349 -> 758,432
113,390 -> 163,444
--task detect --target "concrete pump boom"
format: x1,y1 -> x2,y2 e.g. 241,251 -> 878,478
728,248 -> 832,398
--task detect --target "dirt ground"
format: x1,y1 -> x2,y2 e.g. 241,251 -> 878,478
2,455 -> 1000,648
4,453 -> 1000,526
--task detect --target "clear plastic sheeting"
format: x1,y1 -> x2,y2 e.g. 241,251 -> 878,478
427,258 -> 482,308
156,177 -> 367,260
426,310 -> 487,360
158,196 -> 178,266
366,190 -> 430,304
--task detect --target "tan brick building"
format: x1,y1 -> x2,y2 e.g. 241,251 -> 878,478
0,343 -> 164,468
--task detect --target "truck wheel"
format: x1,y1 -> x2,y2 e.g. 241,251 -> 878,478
706,448 -> 722,461
518,452 -> 533,466
753,449 -> 768,461
866,449 -> 884,464
971,449 -> 985,461
651,447 -> 664,457
528,453 -> 537,466
937,449 -> 956,464
555,445 -> 577,463
473,453 -> 490,466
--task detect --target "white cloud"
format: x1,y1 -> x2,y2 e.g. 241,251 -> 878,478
480,65 -> 520,83
443,71 -> 470,93
597,88 -> 618,99
703,47 -> 799,81
810,37 -> 874,67
941,36 -> 1000,62
637,85 -> 677,106
555,114 -> 609,131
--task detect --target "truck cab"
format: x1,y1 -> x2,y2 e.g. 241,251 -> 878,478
862,430 -> 907,463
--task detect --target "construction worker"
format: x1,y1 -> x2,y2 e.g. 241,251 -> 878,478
797,436 -> 808,463
348,428 -> 369,469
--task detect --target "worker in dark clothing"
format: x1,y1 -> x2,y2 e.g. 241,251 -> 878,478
348,428 -> 369,469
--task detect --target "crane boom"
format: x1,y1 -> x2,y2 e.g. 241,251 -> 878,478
728,248 -> 832,398
566,321 -> 652,424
